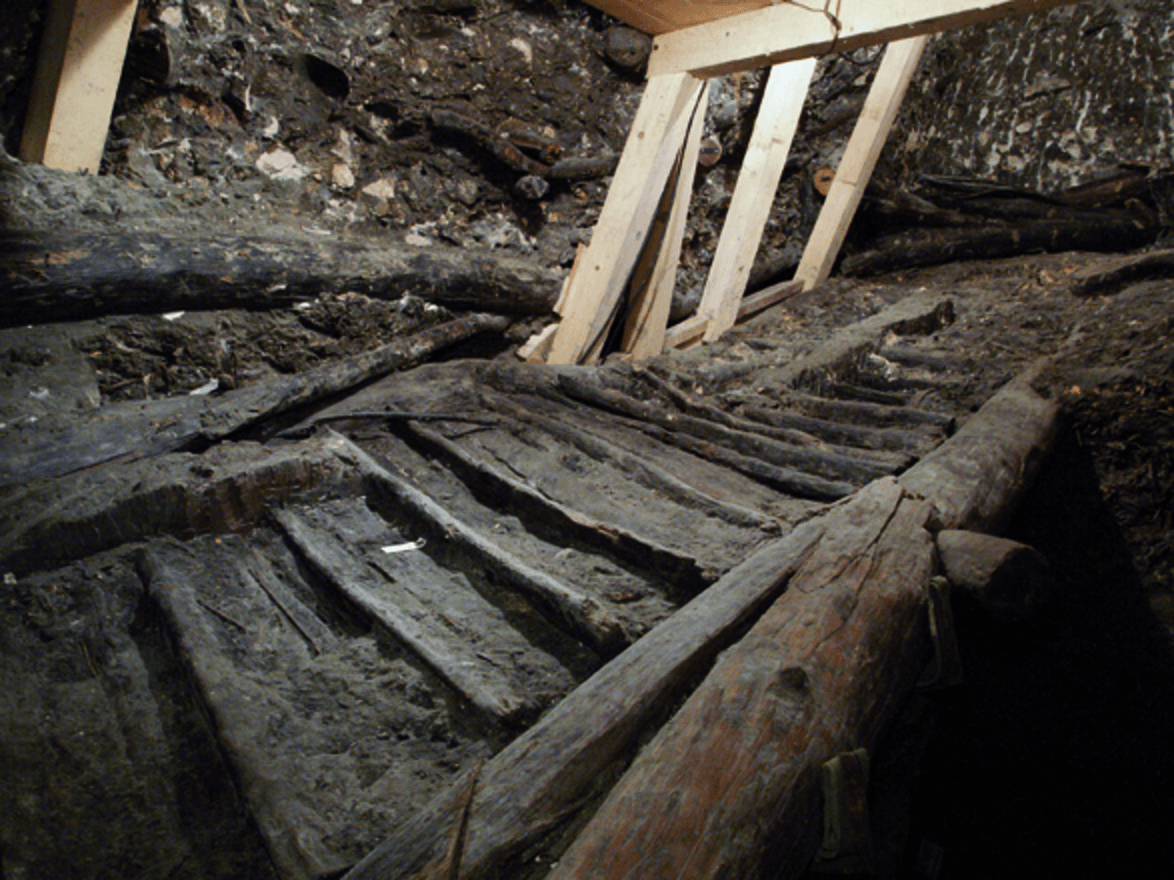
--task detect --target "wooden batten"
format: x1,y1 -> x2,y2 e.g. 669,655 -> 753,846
21,0 -> 138,173
621,81 -> 710,361
698,58 -> 815,342
794,35 -> 930,290
547,72 -> 704,365
646,0 -> 1082,78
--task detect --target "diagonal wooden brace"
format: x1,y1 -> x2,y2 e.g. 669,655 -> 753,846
547,72 -> 705,365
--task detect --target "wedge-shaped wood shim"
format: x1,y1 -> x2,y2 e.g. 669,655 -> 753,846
21,0 -> 138,172
794,36 -> 929,290
621,81 -> 710,360
647,0 -> 1082,78
699,58 -> 816,342
547,478 -> 937,880
547,72 -> 704,365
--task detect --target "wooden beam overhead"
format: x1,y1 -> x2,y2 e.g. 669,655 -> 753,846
21,0 -> 138,174
646,0 -> 1082,78
583,1 -> 778,36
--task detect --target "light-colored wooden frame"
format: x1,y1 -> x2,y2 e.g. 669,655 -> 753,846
645,0 -> 1080,78
21,0 -> 139,174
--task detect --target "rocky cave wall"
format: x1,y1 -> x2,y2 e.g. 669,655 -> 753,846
1,0 -> 1171,309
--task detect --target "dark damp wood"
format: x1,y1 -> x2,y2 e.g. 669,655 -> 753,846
0,229 -> 559,328
899,363 -> 1060,534
842,211 -> 1159,277
877,344 -> 969,373
935,530 -> 1055,621
780,392 -> 955,432
341,517 -> 829,880
1067,248 -> 1174,297
273,501 -> 565,725
825,381 -> 912,406
554,374 -> 896,485
333,434 -> 629,656
638,422 -> 856,502
242,549 -> 339,655
0,313 -> 509,486
399,419 -> 712,594
738,403 -> 934,455
545,479 -> 937,880
478,389 -> 782,532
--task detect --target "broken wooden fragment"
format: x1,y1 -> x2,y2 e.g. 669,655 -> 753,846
935,530 -> 1054,620
545,479 -> 937,880
0,230 -> 558,328
274,500 -> 571,725
1066,248 -> 1174,298
341,516 -> 829,880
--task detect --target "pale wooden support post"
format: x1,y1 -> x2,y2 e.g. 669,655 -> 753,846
546,72 -> 705,365
793,35 -> 930,290
696,57 -> 816,343
620,80 -> 710,361
20,0 -> 139,174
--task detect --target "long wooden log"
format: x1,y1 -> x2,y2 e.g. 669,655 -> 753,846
0,313 -> 509,487
546,478 -> 936,880
0,229 -> 559,327
542,368 -> 1061,880
341,517 -> 830,880
842,212 -> 1159,277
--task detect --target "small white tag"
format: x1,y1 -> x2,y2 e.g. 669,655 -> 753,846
381,538 -> 426,554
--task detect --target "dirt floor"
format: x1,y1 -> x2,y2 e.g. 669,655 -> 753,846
1,244 -> 1173,879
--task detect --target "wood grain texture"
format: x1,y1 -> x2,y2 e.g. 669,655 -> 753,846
547,478 -> 937,880
548,73 -> 703,365
794,36 -> 929,290
647,0 -> 1081,78
20,0 -> 138,172
700,59 -> 815,341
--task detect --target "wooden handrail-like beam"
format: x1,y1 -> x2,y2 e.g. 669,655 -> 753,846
647,0 -> 1081,78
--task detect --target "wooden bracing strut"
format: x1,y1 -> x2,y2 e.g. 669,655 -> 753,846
543,0 -> 1083,364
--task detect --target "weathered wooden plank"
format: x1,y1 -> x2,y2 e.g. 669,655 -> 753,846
328,433 -> 632,656
646,0 -> 1083,78
548,73 -> 704,365
699,59 -> 815,341
546,478 -> 937,880
622,81 -> 709,361
794,36 -> 929,290
274,500 -> 571,725
20,0 -> 137,172
341,516 -> 829,880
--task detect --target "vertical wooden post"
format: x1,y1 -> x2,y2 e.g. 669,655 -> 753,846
621,81 -> 710,362
546,72 -> 704,365
697,58 -> 816,343
20,0 -> 138,174
793,35 -> 930,290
